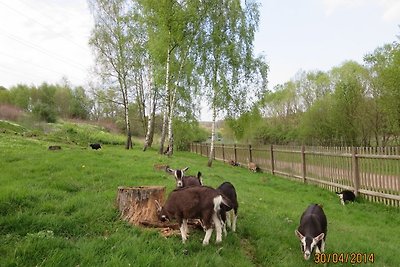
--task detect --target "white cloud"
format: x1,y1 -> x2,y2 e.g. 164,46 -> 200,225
323,0 -> 400,21
380,0 -> 400,21
323,0 -> 367,16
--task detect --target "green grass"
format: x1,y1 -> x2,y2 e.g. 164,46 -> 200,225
1,126 -> 399,267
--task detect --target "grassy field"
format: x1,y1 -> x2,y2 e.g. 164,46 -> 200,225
0,122 -> 399,267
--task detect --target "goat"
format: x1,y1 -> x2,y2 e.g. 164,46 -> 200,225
248,162 -> 259,172
216,181 -> 238,235
229,160 -> 240,166
295,204 -> 327,260
89,143 -> 101,150
166,167 -> 203,188
155,186 -> 228,245
336,190 -> 355,205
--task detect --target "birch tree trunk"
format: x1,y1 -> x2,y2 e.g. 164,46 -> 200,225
123,93 -> 133,149
166,88 -> 176,157
143,85 -> 157,151
159,45 -> 172,155
121,76 -> 133,149
135,71 -> 147,135
207,103 -> 216,167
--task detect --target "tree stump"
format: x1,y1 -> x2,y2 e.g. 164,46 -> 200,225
116,186 -> 166,226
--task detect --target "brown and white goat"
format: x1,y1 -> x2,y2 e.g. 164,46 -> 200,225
248,162 -> 259,172
217,181 -> 238,235
166,167 -> 203,188
295,204 -> 327,260
155,186 -> 228,245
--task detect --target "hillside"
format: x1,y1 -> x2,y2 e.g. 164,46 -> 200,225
0,122 -> 399,266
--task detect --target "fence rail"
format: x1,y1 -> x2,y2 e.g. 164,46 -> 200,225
190,143 -> 400,207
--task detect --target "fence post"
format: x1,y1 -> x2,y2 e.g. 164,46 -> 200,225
234,144 -> 237,164
222,144 -> 225,162
206,143 -> 209,158
301,145 -> 306,183
249,145 -> 253,163
352,147 -> 360,196
270,144 -> 275,175
200,143 -> 203,156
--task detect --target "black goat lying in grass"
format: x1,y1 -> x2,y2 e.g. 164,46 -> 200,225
89,143 -> 101,150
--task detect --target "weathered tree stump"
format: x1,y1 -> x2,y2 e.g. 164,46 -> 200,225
116,186 -> 166,226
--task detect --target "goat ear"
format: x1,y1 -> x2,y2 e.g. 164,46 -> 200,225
314,233 -> 325,242
295,230 -> 304,240
182,167 -> 189,172
166,167 -> 174,174
154,200 -> 162,212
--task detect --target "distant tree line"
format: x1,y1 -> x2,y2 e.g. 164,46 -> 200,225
0,81 -> 209,151
0,82 -> 91,123
224,40 -> 400,147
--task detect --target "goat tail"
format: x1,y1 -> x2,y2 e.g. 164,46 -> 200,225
213,195 -> 223,213
221,195 -> 231,209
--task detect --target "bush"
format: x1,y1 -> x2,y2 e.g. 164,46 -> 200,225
32,103 -> 57,123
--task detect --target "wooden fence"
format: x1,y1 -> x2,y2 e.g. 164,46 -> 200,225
190,143 -> 400,207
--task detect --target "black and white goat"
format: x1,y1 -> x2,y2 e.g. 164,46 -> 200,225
295,204 -> 327,260
336,190 -> 356,205
155,186 -> 228,245
167,167 -> 203,188
216,181 -> 238,235
89,143 -> 102,150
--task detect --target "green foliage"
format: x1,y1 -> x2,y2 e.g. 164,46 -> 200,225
225,106 -> 264,143
8,84 -> 31,110
33,102 -> 57,123
366,42 -> 400,136
3,83 -> 93,123
1,132 -> 399,266
299,96 -> 336,145
173,118 -> 208,151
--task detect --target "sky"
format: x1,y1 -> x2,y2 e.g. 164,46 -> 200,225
0,0 -> 399,120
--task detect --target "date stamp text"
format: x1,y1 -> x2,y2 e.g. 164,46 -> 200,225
314,253 -> 375,264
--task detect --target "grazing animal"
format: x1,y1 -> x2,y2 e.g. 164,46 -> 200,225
248,162 -> 259,172
155,186 -> 227,245
229,160 -> 240,166
167,167 -> 203,188
216,181 -> 238,235
295,204 -> 327,260
48,145 -> 61,150
336,190 -> 356,205
89,143 -> 102,150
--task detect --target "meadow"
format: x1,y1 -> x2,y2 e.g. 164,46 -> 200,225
0,122 -> 399,267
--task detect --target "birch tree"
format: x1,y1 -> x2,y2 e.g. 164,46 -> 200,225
88,0 -> 143,149
196,0 -> 261,166
139,0 -> 202,155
